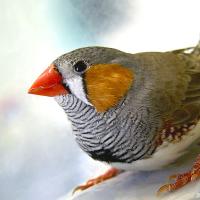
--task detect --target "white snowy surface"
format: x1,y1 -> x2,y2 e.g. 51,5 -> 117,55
60,144 -> 200,200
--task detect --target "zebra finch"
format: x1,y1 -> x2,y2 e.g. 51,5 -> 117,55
28,42 -> 200,194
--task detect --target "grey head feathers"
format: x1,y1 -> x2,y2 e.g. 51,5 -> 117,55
53,47 -> 163,164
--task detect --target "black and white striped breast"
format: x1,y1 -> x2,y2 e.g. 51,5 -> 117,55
55,94 -> 158,163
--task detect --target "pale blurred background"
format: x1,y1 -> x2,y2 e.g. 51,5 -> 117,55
0,0 -> 200,200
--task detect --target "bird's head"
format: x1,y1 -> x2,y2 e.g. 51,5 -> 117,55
28,47 -> 134,112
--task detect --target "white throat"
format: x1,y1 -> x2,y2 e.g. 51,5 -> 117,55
67,77 -> 92,106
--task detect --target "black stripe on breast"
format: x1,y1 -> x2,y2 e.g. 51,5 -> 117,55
89,149 -> 125,163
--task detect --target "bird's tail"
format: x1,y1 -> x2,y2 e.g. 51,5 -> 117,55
172,40 -> 200,71
192,40 -> 200,57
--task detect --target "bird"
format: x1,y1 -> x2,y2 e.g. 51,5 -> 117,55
28,42 -> 200,194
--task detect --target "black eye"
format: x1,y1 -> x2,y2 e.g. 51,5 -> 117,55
73,61 -> 87,73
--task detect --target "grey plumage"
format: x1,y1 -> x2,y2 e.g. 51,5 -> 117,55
53,43 -> 200,165
55,91 -> 158,163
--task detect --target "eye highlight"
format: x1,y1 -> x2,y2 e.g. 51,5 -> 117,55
73,61 -> 88,73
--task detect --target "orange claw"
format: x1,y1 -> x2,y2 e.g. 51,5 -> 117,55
168,174 -> 179,181
157,154 -> 200,195
157,172 -> 191,196
73,168 -> 120,194
191,154 -> 200,181
157,184 -> 171,196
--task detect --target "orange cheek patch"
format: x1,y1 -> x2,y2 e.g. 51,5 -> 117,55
85,64 -> 134,112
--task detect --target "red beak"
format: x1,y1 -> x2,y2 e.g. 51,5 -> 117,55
28,64 -> 68,97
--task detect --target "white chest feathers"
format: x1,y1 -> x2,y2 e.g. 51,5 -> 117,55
111,121 -> 200,171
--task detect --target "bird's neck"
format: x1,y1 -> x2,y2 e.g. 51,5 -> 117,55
54,94 -> 100,123
54,94 -> 159,164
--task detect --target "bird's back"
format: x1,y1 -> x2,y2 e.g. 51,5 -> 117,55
111,43 -> 200,170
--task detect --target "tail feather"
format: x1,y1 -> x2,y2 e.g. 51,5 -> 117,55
171,41 -> 200,72
192,40 -> 200,56
170,41 -> 200,126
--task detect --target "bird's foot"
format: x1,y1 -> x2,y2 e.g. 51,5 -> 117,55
157,154 -> 200,195
73,167 -> 120,194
